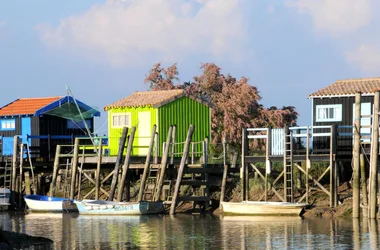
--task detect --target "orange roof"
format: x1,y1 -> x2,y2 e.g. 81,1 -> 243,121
0,97 -> 62,116
309,78 -> 380,97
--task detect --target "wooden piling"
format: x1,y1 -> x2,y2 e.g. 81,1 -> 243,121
306,126 -> 310,204
265,128 -> 272,201
330,125 -> 337,208
108,127 -> 129,201
360,154 -> 368,217
95,140 -> 103,200
69,138 -> 80,200
138,125 -> 157,202
19,143 -> 23,208
241,128 -> 247,201
155,126 -> 173,202
117,126 -> 136,202
24,172 -> 31,195
352,93 -> 361,218
220,138 -> 228,205
11,135 -> 18,193
170,125 -> 176,164
49,145 -> 61,197
369,90 -> 379,219
170,125 -> 194,215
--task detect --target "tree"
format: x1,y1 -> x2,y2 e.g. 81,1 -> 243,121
145,62 -> 298,146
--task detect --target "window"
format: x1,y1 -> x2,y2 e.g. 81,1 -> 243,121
316,104 -> 342,122
0,119 -> 16,130
112,113 -> 131,128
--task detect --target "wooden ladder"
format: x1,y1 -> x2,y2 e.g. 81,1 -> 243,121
284,130 -> 294,202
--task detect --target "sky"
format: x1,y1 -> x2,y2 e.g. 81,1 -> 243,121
1,0 -> 380,136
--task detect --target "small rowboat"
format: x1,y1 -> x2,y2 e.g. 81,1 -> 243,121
24,195 -> 78,212
220,201 -> 308,216
74,200 -> 164,215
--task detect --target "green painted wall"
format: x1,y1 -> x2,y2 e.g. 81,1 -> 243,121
107,106 -> 157,156
158,97 -> 211,155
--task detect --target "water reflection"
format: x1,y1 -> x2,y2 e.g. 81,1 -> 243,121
0,212 -> 379,249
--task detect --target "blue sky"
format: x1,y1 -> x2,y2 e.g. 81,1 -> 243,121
1,0 -> 379,135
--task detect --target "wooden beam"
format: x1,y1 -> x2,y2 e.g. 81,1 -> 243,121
353,93 -> 361,218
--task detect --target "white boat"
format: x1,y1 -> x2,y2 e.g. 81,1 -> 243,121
24,195 -> 78,212
220,201 -> 308,216
0,188 -> 10,211
74,200 -> 164,215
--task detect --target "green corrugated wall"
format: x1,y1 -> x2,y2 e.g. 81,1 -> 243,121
158,97 -> 211,155
107,106 -> 157,155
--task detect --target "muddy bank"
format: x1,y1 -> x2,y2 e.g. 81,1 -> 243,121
0,229 -> 53,249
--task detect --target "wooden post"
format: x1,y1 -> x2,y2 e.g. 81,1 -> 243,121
330,125 -> 336,208
265,128 -> 272,202
108,127 -> 129,201
50,145 -> 61,197
220,138 -> 228,205
154,132 -> 159,164
11,135 -> 18,193
203,138 -> 209,208
170,126 -> 176,164
19,143 -> 23,208
170,125 -> 194,215
154,126 -> 173,202
138,125 -> 157,202
306,126 -> 310,204
117,127 -> 136,201
241,128 -> 247,201
360,154 -> 368,217
77,148 -> 85,200
24,172 -> 31,195
69,138 -> 80,200
353,93 -> 361,218
369,90 -> 379,219
95,140 -> 103,200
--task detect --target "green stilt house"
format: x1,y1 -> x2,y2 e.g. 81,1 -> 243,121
104,89 -> 211,156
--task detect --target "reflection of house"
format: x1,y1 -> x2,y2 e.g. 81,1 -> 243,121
308,78 -> 380,154
0,96 -> 100,161
104,89 -> 211,156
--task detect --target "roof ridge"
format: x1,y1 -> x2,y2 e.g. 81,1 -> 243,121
336,77 -> 380,82
18,96 -> 63,100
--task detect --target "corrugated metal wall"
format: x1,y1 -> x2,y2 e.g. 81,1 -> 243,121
107,106 -> 157,156
158,97 -> 211,156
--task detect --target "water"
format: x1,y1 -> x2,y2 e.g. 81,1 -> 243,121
0,212 -> 379,249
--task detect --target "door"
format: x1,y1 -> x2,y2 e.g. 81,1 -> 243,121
2,137 -> 14,156
21,117 -> 31,144
138,111 -> 151,155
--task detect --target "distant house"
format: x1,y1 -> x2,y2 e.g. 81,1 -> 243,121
0,96 -> 100,161
308,78 -> 380,153
104,89 -> 212,156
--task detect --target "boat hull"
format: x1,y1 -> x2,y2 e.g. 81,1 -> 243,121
221,201 -> 307,216
75,200 -> 164,215
0,188 -> 10,211
24,195 -> 77,212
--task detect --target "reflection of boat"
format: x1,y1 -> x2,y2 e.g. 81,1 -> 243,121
24,195 -> 78,212
74,200 -> 164,215
0,188 -> 10,211
221,215 -> 303,222
220,201 -> 308,216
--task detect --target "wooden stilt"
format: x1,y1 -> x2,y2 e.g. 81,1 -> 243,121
95,140 -> 103,200
330,125 -> 337,208
220,138 -> 228,205
19,143 -> 24,208
138,125 -> 157,202
170,125 -> 194,215
369,90 -> 379,219
360,154 -> 368,217
108,127 -> 129,201
11,136 -> 18,193
241,128 -> 247,201
50,145 -> 61,197
155,126 -> 173,202
117,126 -> 136,202
265,128 -> 272,201
353,93 -> 361,218
170,126 -> 176,164
69,138 -> 80,200
24,172 -> 31,195
306,126 -> 310,204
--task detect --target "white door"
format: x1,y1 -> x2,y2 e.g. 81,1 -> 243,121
353,102 -> 371,142
138,112 -> 151,155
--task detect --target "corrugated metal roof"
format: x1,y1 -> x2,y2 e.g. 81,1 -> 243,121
104,89 -> 186,110
0,97 -> 62,116
308,78 -> 380,98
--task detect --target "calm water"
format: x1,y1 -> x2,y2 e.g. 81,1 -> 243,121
0,212 -> 379,249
